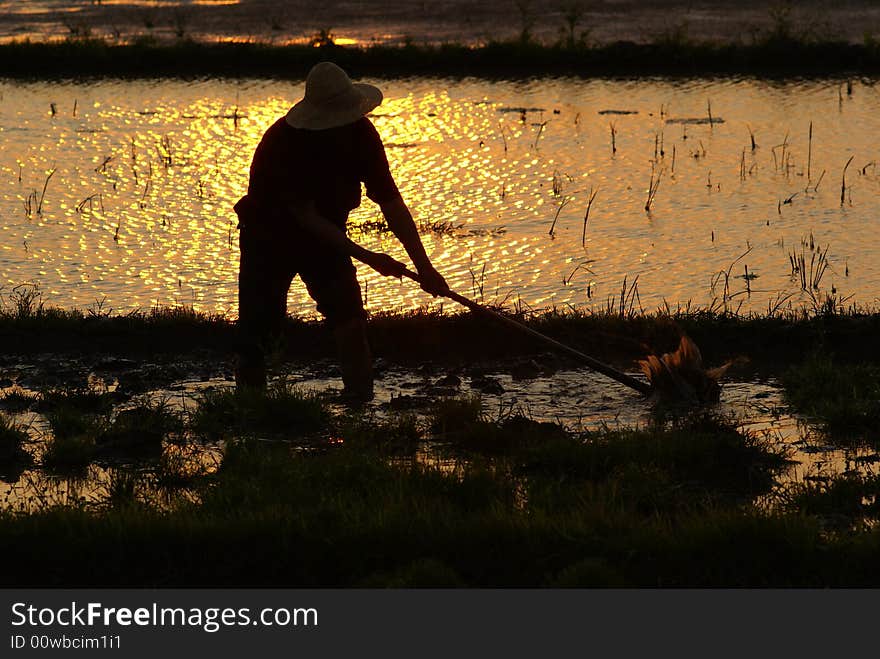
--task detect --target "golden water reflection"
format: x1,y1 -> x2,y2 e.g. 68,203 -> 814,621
2,76 -> 880,319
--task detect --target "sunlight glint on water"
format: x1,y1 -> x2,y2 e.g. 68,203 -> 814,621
2,76 -> 879,318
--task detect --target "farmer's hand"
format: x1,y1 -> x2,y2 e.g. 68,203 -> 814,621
417,264 -> 450,297
364,251 -> 408,278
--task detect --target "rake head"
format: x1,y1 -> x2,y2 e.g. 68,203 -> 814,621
638,335 -> 734,404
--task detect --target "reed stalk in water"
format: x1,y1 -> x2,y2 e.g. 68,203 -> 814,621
841,155 -> 854,206
581,187 -> 598,247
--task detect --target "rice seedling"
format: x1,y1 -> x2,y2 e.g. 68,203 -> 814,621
581,187 -> 598,247
806,120 -> 812,181
23,167 -> 57,218
840,155 -> 854,206
532,120 -> 548,149
602,275 -> 642,319
562,258 -> 596,286
645,164 -> 664,212
788,239 -> 830,292
468,261 -> 487,301
156,135 -> 174,168
609,121 -> 617,155
548,195 -> 570,236
6,283 -> 45,319
771,132 -> 789,172
806,168 -> 825,193
709,246 -> 753,314
75,192 -> 103,214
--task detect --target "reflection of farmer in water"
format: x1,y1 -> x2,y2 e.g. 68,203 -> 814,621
234,61 -> 449,400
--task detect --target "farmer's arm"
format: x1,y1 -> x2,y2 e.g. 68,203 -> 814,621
290,200 -> 405,277
381,196 -> 449,296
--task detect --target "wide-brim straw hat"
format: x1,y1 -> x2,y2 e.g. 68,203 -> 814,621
285,62 -> 383,130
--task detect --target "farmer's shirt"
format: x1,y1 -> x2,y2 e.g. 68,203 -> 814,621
236,116 -> 400,232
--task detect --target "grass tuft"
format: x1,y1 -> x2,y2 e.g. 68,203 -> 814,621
189,382 -> 330,440
0,414 -> 33,475
782,354 -> 880,443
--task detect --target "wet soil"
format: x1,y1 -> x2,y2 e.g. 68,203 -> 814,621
2,1 -> 879,47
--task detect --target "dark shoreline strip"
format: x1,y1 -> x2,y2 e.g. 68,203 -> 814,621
1,38 -> 879,79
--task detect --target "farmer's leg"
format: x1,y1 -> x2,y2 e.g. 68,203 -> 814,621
300,257 -> 372,401
236,227 -> 294,390
332,317 -> 372,401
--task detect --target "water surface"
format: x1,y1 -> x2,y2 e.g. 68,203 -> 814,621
2,76 -> 878,318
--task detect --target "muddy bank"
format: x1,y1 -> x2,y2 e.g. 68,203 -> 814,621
5,307 -> 880,373
2,1 -> 879,49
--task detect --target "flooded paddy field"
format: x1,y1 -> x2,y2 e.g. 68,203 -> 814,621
2,333 -> 879,587
2,75 -> 879,318
3,71 -> 880,587
1,342 -> 876,513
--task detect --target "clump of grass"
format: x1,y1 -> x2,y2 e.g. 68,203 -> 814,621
0,390 -> 35,413
95,400 -> 183,456
43,405 -> 102,472
0,414 -> 32,473
156,443 -> 217,489
37,386 -> 118,415
782,354 -> 880,442
427,394 -> 484,435
782,473 -> 880,529
189,382 -> 330,439
45,404 -> 103,441
452,414 -> 568,455
42,432 -> 96,472
335,412 -> 422,454
101,467 -> 141,509
357,558 -> 465,587
519,412 -> 790,510
4,410 -> 880,587
549,557 -> 628,587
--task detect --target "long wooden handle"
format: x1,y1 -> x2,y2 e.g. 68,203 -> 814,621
402,269 -> 652,396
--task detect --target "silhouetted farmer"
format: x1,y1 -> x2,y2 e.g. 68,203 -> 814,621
234,62 -> 448,400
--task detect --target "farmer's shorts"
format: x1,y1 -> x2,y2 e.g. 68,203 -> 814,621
237,222 -> 366,349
